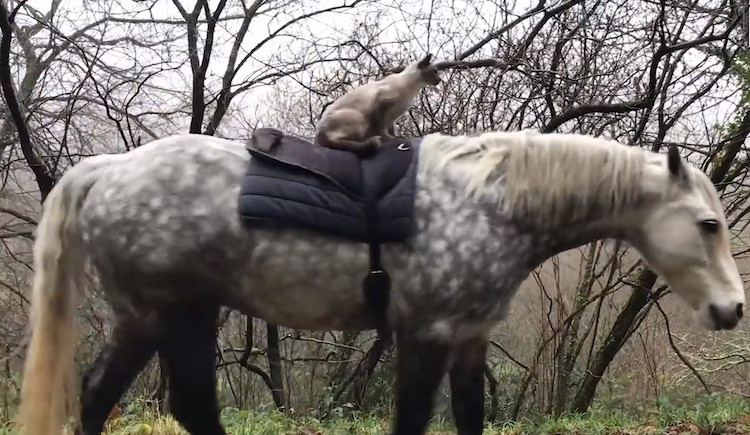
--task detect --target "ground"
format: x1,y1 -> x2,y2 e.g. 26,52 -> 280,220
4,395 -> 741,435
1,395 -> 749,435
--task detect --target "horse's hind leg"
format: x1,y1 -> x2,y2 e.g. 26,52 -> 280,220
158,304 -> 225,435
392,332 -> 452,435
448,337 -> 488,435
78,320 -> 157,435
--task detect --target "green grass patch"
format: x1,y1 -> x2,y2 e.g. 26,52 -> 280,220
2,394 -> 749,435
98,394 -> 750,435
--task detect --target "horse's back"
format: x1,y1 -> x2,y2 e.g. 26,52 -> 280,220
73,134 -> 253,293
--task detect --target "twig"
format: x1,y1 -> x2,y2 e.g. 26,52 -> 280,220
652,298 -> 710,393
489,339 -> 529,371
329,336 -> 388,408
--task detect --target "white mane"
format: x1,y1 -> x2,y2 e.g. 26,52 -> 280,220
419,130 -> 649,228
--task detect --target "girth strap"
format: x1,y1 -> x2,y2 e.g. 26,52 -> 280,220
359,140 -> 395,348
362,197 -> 392,347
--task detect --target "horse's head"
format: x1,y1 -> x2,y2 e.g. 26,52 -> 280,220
625,145 -> 745,330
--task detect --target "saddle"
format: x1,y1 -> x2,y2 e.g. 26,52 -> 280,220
239,127 -> 420,346
246,127 -> 413,203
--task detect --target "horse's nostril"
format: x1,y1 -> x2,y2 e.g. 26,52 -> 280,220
708,303 -> 743,329
709,303 -> 720,320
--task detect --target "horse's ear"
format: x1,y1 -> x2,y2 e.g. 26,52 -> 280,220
667,144 -> 682,176
417,53 -> 433,69
667,144 -> 691,186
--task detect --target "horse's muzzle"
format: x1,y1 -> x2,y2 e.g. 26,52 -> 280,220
708,302 -> 743,330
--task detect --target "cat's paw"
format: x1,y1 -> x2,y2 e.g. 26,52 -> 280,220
358,136 -> 381,157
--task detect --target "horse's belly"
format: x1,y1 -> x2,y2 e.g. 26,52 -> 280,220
232,231 -> 383,331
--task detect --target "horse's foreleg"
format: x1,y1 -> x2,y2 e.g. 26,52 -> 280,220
78,321 -> 157,435
391,333 -> 451,435
449,337 -> 488,435
158,305 -> 225,435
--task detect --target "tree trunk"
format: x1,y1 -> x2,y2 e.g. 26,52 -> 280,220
570,269 -> 656,413
554,242 -> 598,414
266,323 -> 285,410
0,3 -> 56,200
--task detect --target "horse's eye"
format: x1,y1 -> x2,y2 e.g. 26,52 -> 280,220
699,219 -> 719,234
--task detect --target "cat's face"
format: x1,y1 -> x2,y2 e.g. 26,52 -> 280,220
415,54 -> 441,86
419,64 -> 442,86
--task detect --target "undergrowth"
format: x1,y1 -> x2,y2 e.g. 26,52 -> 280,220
1,394 -> 748,435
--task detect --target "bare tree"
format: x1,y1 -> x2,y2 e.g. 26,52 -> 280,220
2,0 -> 750,422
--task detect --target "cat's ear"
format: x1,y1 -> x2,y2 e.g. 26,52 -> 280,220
417,53 -> 433,69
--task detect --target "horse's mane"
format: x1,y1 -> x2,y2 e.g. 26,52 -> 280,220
419,130 -> 649,228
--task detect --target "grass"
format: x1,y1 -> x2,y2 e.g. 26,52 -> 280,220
2,394 -> 749,435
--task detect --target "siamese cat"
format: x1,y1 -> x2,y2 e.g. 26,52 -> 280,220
315,54 -> 442,156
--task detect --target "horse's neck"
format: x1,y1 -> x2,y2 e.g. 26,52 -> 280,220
525,218 -> 625,269
521,184 -> 655,268
501,181 -> 646,270
424,149 -> 651,269
517,148 -> 658,265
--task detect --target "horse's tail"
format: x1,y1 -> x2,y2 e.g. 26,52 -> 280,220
18,156 -> 111,435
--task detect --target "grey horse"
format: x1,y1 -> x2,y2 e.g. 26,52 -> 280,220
18,129 -> 745,435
